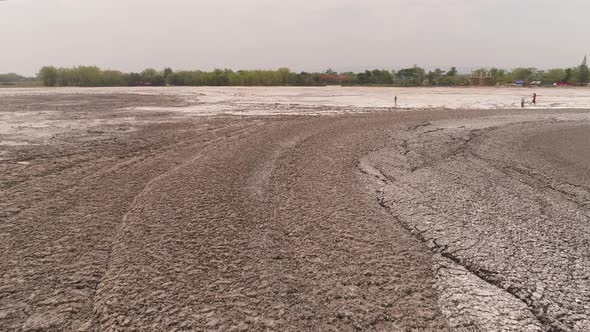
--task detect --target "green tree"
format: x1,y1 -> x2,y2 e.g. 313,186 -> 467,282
101,70 -> 126,86
578,56 -> 589,85
426,68 -> 445,85
542,68 -> 566,83
163,67 -> 173,84
396,66 -> 425,86
56,67 -> 77,86
564,68 -> 574,83
77,66 -> 101,86
163,67 -> 173,78
446,67 -> 458,77
489,68 -> 510,84
371,69 -> 393,84
511,67 -> 539,83
38,66 -> 58,86
276,67 -> 291,85
127,73 -> 142,86
140,68 -> 165,86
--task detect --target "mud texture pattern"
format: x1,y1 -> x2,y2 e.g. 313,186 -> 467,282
361,116 -> 590,331
0,91 -> 588,331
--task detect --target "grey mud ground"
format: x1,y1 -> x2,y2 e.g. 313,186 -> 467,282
0,92 -> 588,331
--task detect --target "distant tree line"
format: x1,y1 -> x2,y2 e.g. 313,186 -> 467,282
35,65 -> 467,87
471,65 -> 589,85
35,62 -> 589,87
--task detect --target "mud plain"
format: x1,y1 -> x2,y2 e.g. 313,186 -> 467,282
0,87 -> 589,331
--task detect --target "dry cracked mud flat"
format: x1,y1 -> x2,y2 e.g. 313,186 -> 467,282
0,90 -> 589,331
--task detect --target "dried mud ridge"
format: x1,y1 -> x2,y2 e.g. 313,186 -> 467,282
1,94 -> 589,331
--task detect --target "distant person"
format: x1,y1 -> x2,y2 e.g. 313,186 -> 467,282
521,98 -> 525,108
532,93 -> 537,105
394,95 -> 398,107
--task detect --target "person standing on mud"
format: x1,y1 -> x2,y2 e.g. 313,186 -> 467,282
532,93 -> 537,105
394,95 -> 398,107
521,98 -> 525,108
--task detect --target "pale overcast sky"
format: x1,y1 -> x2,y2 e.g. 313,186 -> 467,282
1,0 -> 589,75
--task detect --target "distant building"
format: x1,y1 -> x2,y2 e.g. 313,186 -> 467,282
470,70 -> 494,86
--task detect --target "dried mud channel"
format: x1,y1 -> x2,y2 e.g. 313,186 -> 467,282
0,93 -> 589,331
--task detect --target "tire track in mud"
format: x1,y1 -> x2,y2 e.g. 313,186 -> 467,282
92,115 -> 450,331
0,110 -> 264,330
93,123 -> 268,302
92,122 -> 270,313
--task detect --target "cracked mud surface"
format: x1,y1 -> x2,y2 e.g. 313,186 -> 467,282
1,91 -> 589,331
362,114 -> 590,331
